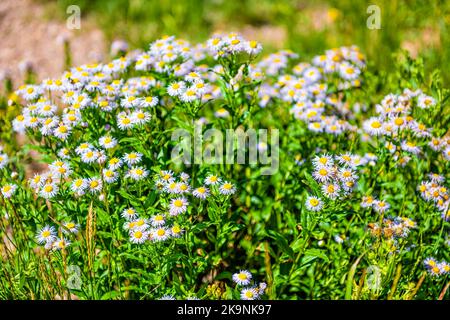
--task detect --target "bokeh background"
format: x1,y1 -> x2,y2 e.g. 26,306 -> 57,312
1,0 -> 449,88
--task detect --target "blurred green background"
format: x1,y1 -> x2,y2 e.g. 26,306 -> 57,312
40,0 -> 450,84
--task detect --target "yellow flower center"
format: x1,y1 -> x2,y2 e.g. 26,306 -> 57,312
172,226 -> 181,234
90,181 -> 99,188
174,199 -> 183,207
371,121 -> 381,129
238,273 -> 248,280
197,187 -> 205,194
394,118 -> 404,126
105,171 -> 114,177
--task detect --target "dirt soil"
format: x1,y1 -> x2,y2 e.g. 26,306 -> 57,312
0,0 -> 106,87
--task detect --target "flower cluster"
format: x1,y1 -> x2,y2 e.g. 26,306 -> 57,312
257,46 -> 364,135
156,170 -> 236,199
232,270 -> 266,300
0,146 -> 18,200
360,195 -> 391,214
362,89 -> 449,165
122,171 -> 236,244
123,206 -> 183,244
35,222 -> 78,250
305,152 -> 375,211
368,216 -> 416,239
424,257 -> 450,277
0,145 -> 9,170
418,174 -> 449,221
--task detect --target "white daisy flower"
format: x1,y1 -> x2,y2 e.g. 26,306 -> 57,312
80,150 -> 98,164
321,183 -> 340,199
40,117 -> 59,136
52,237 -> 70,251
401,140 -> 421,155
159,170 -> 174,183
232,270 -> 252,286
417,94 -> 436,109
71,178 -> 87,195
29,173 -> 45,189
176,182 -> 190,194
428,138 -> 443,152
121,207 -> 139,220
96,150 -> 107,165
219,181 -> 236,195
214,108 -> 230,118
107,157 -> 123,170
363,117 -> 385,136
373,200 -> 390,214
338,168 -> 357,182
103,168 -> 119,183
193,186 -> 210,199
40,183 -> 59,199
36,225 -> 57,244
129,229 -> 148,244
240,287 -> 259,300
123,152 -> 143,166
75,143 -> 93,155
169,197 -> 189,216
159,295 -> 176,300
131,109 -> 151,125
133,218 -> 149,231
151,227 -> 170,241
63,221 -> 79,234
313,166 -> 333,183
305,196 -> 323,211
127,166 -> 149,181
180,88 -> 198,102
38,103 -> 57,117
0,153 -> 9,169
140,96 -> 158,108
57,147 -> 71,159
164,181 -> 180,194
99,136 -> 118,149
87,177 -> 103,194
179,172 -> 190,182
1,184 -> 17,199
150,214 -> 166,227
312,154 -> 334,168
204,174 -> 221,185
121,95 -> 140,108
244,40 -> 262,55
117,113 -> 134,130
12,114 -> 27,133
167,81 -> 186,97
170,225 -> 183,238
